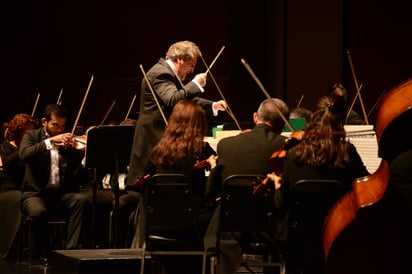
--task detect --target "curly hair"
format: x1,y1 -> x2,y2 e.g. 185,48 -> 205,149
151,100 -> 207,166
6,113 -> 38,146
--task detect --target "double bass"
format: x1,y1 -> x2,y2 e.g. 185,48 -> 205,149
322,78 -> 412,274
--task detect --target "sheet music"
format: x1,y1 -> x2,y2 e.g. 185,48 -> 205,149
205,125 -> 381,174
344,125 -> 381,174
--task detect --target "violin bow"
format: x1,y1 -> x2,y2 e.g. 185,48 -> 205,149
241,58 -> 295,132
71,74 -> 94,136
205,46 -> 225,75
345,82 -> 363,122
347,50 -> 369,125
124,94 -> 137,120
139,64 -> 168,125
200,46 -> 242,131
56,88 -> 63,105
297,94 -> 304,108
31,92 -> 40,117
99,99 -> 117,125
365,89 -> 386,124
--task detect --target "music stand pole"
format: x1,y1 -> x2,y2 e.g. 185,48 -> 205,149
85,125 -> 135,249
112,154 -> 120,248
92,167 -> 97,248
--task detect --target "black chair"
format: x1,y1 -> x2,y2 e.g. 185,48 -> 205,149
18,215 -> 67,265
288,179 -> 346,274
139,174 -> 211,274
215,174 -> 286,274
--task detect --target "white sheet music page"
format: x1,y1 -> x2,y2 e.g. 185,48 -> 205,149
344,125 -> 381,174
206,126 -> 381,174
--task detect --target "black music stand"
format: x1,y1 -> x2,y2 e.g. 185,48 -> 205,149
85,125 -> 135,248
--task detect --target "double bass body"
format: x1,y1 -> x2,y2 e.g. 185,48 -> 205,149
322,78 -> 412,274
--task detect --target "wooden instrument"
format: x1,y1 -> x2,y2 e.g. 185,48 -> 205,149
322,78 -> 412,274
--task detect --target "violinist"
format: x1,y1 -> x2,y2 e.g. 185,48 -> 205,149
125,40 -> 226,189
19,104 -> 88,264
269,104 -> 369,274
326,82 -> 363,124
136,100 -> 216,274
0,114 -> 38,191
203,98 -> 290,274
0,113 -> 37,258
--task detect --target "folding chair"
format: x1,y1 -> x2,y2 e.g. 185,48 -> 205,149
139,173 -> 211,274
215,174 -> 286,274
288,179 -> 346,274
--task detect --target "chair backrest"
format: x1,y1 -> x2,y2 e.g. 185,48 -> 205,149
144,173 -> 201,250
219,174 -> 275,233
290,179 -> 346,250
292,179 -> 346,220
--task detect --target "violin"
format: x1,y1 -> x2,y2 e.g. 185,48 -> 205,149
252,130 -> 304,195
194,155 -> 218,170
134,174 -> 151,187
193,141 -> 218,169
268,130 -> 304,173
70,135 -> 87,151
133,155 -> 214,187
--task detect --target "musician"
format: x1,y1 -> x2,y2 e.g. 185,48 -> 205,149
138,100 -> 216,274
327,82 -> 363,124
1,114 -> 38,191
125,40 -> 226,188
289,106 -> 312,121
204,98 -> 290,274
270,105 -> 369,274
0,114 -> 37,258
19,104 -> 88,264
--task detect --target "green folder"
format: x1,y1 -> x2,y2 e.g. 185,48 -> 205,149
284,118 -> 306,132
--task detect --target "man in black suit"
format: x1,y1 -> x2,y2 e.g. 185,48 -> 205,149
126,40 -> 226,188
19,104 -> 88,263
204,98 -> 290,274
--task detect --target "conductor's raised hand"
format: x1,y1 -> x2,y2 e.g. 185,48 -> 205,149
193,73 -> 208,87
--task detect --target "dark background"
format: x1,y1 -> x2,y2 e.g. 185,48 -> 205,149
1,0 -> 411,131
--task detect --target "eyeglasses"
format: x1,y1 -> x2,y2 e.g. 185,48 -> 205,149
184,60 -> 196,70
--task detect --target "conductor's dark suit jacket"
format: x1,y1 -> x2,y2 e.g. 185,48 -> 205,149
126,58 -> 215,186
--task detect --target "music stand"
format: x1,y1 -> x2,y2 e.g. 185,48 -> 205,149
85,125 -> 135,248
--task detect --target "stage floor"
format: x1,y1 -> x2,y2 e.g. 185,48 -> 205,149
0,248 -> 269,274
